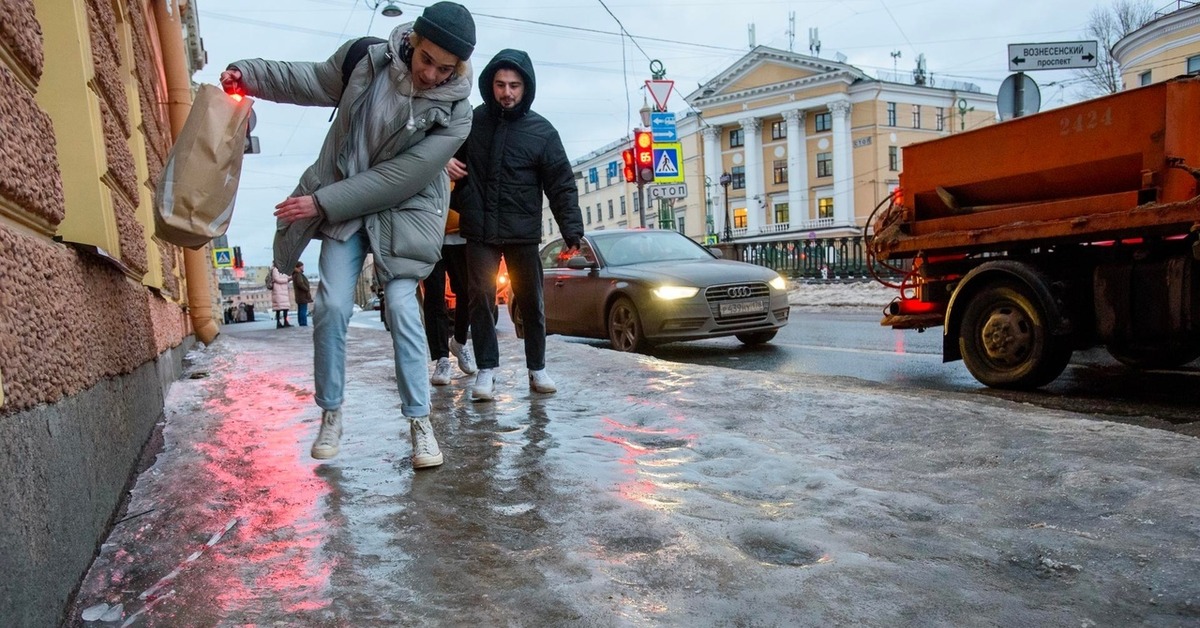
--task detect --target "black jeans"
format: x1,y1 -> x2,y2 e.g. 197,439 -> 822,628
467,242 -> 545,371
421,243 -> 469,360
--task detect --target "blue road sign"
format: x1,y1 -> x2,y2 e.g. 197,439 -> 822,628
606,161 -> 618,179
588,167 -> 598,184
650,112 -> 677,142
651,142 -> 683,183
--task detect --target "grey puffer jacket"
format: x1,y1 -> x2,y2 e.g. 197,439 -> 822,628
231,23 -> 472,282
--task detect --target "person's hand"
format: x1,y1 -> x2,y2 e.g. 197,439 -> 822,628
563,234 -> 581,253
445,158 -> 467,181
219,68 -> 243,95
274,195 -> 320,223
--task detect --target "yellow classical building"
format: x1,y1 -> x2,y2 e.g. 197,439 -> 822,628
559,47 -> 997,247
1112,2 -> 1200,88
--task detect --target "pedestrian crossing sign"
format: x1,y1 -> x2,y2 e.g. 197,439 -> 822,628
212,247 -> 233,268
652,142 -> 683,183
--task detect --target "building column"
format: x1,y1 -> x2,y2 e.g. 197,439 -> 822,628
739,117 -> 763,234
829,100 -> 854,227
783,109 -> 807,226
702,126 -> 723,239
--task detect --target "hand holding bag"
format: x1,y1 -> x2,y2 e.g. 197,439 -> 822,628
154,83 -> 253,249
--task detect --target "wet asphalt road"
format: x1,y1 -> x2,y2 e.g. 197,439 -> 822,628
71,312 -> 1200,626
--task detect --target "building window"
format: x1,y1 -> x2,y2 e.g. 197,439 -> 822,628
1139,70 -> 1152,85
816,152 -> 832,178
912,104 -> 921,129
547,218 -> 554,234
771,120 -> 787,140
620,196 -> 626,215
586,207 -> 592,224
677,215 -> 686,235
729,128 -> 744,148
731,165 -> 746,190
773,159 -> 788,184
733,208 -> 747,229
814,112 -> 832,132
889,146 -> 899,171
608,199 -> 614,220
1188,55 -> 1200,75
886,102 -> 896,126
818,197 -> 833,219
775,202 -> 789,224
936,107 -> 945,131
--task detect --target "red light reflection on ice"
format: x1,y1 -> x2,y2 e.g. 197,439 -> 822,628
596,413 -> 696,510
193,351 -> 335,616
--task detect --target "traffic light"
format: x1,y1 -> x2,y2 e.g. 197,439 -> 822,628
621,149 -> 635,183
633,129 -> 654,183
233,246 -> 244,269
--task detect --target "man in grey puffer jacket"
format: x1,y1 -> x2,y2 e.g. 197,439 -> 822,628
220,2 -> 476,469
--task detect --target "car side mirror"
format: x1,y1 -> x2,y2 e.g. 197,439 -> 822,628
566,255 -> 594,270
708,247 -> 724,259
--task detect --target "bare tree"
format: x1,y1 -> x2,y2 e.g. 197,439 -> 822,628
1076,0 -> 1156,96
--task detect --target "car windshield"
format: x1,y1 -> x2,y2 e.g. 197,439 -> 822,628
592,231 -> 713,267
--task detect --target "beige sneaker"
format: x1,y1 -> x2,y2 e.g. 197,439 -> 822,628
450,338 -> 477,375
430,357 -> 452,386
528,369 -> 557,394
410,416 -> 444,469
311,409 -> 343,460
471,368 -> 496,401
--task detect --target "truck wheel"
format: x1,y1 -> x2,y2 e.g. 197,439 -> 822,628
608,297 -> 648,352
958,280 -> 1072,389
1107,338 -> 1200,369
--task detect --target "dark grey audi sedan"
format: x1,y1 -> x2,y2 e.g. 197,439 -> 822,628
509,229 -> 790,352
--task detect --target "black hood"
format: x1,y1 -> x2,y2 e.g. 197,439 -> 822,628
479,48 -> 536,119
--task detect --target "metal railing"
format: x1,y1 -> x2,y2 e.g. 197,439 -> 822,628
721,234 -> 911,283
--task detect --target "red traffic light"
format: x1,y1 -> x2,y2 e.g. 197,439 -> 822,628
633,130 -> 654,183
621,149 -> 636,183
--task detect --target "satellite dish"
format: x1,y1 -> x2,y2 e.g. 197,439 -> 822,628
997,73 -> 1041,120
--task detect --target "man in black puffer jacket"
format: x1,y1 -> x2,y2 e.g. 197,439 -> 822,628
448,48 -> 584,402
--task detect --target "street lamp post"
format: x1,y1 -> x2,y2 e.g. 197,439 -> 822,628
719,172 -> 732,242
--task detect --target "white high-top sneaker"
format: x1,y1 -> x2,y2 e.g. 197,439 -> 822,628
450,338 -> 477,375
311,409 -> 343,460
528,369 -> 557,394
409,416 -> 443,469
430,357 -> 452,386
471,368 -> 496,401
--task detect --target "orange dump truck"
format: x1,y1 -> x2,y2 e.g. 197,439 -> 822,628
869,76 -> 1200,389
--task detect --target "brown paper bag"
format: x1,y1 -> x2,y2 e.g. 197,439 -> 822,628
155,84 -> 253,249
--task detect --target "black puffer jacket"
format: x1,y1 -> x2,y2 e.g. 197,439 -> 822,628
452,49 -> 583,246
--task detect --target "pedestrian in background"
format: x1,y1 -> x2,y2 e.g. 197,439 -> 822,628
422,195 -> 476,385
220,2 -> 476,468
269,266 -> 292,328
292,261 -> 313,327
448,48 -> 584,401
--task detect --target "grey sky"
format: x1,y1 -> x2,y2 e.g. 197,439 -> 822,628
195,0 -> 1111,268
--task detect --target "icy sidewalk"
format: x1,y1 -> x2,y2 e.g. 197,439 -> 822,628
70,319 -> 1200,626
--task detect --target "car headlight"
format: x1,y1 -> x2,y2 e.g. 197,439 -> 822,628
652,285 -> 700,300
769,275 -> 787,291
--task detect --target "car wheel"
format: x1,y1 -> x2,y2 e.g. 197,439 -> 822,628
958,280 -> 1071,389
607,296 -> 647,352
736,331 -> 777,345
510,302 -> 525,339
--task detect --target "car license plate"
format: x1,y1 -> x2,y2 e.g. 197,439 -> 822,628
719,299 -> 768,317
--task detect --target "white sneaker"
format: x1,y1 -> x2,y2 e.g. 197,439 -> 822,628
311,409 -> 343,460
471,368 -> 496,401
409,416 -> 443,469
528,369 -> 557,394
450,338 -> 477,375
430,357 -> 452,386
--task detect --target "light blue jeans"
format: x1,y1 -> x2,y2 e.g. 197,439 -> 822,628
313,229 -> 429,418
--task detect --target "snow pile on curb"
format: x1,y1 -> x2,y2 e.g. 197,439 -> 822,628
787,280 -> 897,308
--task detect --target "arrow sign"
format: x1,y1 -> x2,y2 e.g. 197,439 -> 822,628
650,111 -> 677,142
645,79 -> 675,111
1007,40 -> 1099,71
